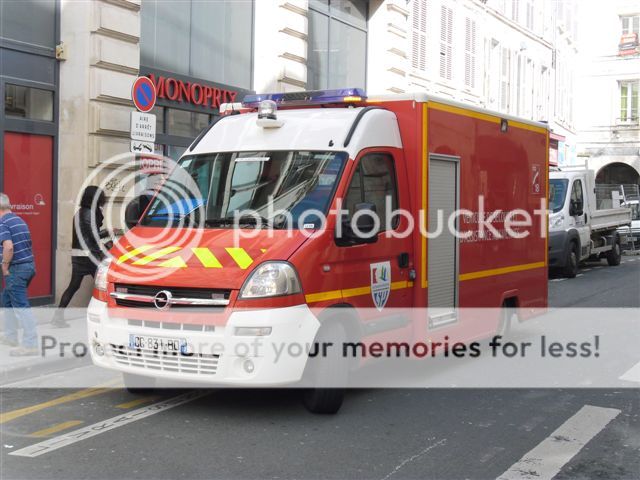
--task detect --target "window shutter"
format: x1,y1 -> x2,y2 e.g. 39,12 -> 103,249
411,0 -> 428,71
464,17 -> 477,88
439,5 -> 453,80
500,47 -> 510,111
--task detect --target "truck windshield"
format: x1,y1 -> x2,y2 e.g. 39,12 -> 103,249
549,179 -> 569,213
141,151 -> 347,228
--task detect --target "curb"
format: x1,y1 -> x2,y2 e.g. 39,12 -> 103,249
0,354 -> 91,386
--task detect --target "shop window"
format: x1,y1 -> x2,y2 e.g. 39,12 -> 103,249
307,0 -> 367,90
166,109 -> 210,138
4,84 -> 53,121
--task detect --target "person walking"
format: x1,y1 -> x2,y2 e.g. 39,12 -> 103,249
52,186 -> 109,328
0,193 -> 38,356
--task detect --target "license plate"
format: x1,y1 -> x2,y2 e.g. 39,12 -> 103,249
129,334 -> 187,353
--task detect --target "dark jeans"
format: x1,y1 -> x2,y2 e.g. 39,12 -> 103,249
2,261 -> 37,348
58,257 -> 97,309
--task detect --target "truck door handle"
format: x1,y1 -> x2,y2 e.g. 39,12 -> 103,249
398,253 -> 410,268
585,213 -> 588,223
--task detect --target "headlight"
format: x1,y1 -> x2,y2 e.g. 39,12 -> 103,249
94,258 -> 112,292
549,213 -> 564,229
239,262 -> 302,299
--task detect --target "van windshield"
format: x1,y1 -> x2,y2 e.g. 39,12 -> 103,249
549,179 -> 569,213
141,151 -> 347,228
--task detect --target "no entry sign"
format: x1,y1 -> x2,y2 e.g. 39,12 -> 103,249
131,76 -> 156,113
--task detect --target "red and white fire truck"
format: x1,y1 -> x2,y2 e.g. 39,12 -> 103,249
88,89 -> 549,413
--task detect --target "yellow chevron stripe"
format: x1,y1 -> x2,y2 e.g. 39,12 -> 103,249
117,245 -> 154,264
158,256 -> 187,268
225,247 -> 254,269
132,246 -> 181,265
192,247 -> 222,268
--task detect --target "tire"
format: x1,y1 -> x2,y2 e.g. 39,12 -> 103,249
302,322 -> 348,414
123,372 -> 156,394
606,237 -> 621,266
563,242 -> 579,278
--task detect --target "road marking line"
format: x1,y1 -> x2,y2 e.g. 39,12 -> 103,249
576,273 -> 584,277
28,421 -> 84,438
497,405 -> 620,480
619,361 -> 640,383
9,391 -> 207,458
115,396 -> 160,409
0,379 -> 120,425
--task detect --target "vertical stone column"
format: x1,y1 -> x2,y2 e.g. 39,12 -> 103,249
254,0 -> 308,93
367,0 -> 410,94
57,0 -> 141,304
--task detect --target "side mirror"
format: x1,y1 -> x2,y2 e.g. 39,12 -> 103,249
336,202 -> 379,246
124,196 -> 147,229
124,200 -> 140,230
570,200 -> 584,217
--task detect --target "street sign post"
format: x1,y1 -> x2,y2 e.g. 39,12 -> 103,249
131,76 -> 156,113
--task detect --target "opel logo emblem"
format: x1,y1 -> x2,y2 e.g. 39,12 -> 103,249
153,290 -> 173,311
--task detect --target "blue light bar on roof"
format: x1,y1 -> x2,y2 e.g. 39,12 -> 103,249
241,88 -> 367,108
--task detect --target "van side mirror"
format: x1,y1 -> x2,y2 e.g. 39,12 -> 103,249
124,194 -> 152,230
336,202 -> 379,246
570,200 -> 583,217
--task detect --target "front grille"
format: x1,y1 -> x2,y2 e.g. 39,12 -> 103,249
109,344 -> 220,375
113,283 -> 230,309
127,319 -> 215,332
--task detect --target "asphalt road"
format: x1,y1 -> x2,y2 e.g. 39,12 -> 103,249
1,256 -> 639,480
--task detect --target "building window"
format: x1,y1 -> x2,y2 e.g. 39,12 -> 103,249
439,5 -> 453,81
464,17 -> 477,89
621,15 -> 640,35
307,1 -> 368,90
140,0 -> 253,90
619,81 -> 639,123
411,0 -> 428,72
4,84 -> 54,121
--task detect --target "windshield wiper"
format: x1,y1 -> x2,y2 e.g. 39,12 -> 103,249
226,214 -> 271,228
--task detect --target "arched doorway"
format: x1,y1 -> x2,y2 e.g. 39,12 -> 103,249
595,162 -> 640,186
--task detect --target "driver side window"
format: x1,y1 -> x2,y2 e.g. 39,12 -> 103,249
344,153 -> 399,230
570,179 -> 583,214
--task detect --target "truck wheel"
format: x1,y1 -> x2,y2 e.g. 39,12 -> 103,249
563,242 -> 579,278
606,237 -> 621,266
302,322 -> 347,414
123,372 -> 156,394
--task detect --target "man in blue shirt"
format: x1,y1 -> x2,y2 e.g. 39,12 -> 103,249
0,193 -> 38,356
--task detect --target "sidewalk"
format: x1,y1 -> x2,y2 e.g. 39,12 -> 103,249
0,310 -> 90,385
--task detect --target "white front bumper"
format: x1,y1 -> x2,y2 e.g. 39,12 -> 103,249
87,298 -> 320,386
